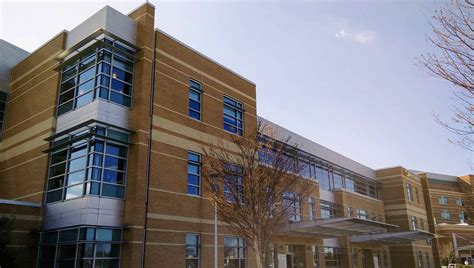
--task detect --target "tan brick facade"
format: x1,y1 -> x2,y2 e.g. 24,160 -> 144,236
0,2 -> 472,268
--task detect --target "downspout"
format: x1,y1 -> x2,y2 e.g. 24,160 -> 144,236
141,29 -> 158,268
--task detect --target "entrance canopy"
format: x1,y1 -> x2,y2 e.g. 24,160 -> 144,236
279,218 -> 397,238
351,230 -> 435,244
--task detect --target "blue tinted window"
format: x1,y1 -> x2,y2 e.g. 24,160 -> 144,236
57,38 -> 134,116
46,126 -> 129,203
187,152 -> 201,195
189,80 -> 201,120
223,96 -> 243,136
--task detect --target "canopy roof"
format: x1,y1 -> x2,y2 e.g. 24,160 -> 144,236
279,218 -> 397,238
351,230 -> 435,244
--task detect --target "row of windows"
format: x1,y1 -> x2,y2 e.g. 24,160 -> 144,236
185,234 -> 246,268
39,226 -> 122,268
0,91 -> 7,138
259,136 -> 379,199
57,37 -> 135,116
439,210 -> 466,221
46,125 -> 129,203
188,80 -> 244,136
438,195 -> 463,206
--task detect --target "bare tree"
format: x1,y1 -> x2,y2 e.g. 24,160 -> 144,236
202,120 -> 314,268
439,241 -> 455,266
419,0 -> 473,151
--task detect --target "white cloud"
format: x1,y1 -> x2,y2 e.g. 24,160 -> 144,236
354,31 -> 376,44
334,27 -> 376,45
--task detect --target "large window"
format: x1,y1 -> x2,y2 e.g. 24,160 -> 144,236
46,124 -> 129,203
188,80 -> 202,120
224,237 -> 246,268
0,91 -> 7,138
284,192 -> 301,221
57,37 -> 135,116
258,134 -> 379,199
185,233 -> 199,268
439,196 -> 448,205
324,247 -> 342,268
38,226 -> 122,268
187,152 -> 201,196
320,201 -> 336,219
223,96 -> 243,136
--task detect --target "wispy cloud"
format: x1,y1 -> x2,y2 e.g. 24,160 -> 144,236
335,27 -> 376,45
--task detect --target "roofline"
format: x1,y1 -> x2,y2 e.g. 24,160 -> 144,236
155,28 -> 256,86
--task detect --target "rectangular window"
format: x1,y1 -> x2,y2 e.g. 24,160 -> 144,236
324,247 -> 342,268
415,187 -> 420,203
333,171 -> 343,189
456,198 -> 463,206
223,96 -> 243,136
347,207 -> 353,217
417,251 -> 423,268
345,176 -> 355,192
189,80 -> 202,120
39,226 -> 122,268
311,245 -> 319,268
284,192 -> 301,221
187,152 -> 201,196
224,163 -> 244,203
411,216 -> 417,230
441,210 -> 451,220
439,196 -> 448,205
459,211 -> 465,222
186,233 -> 199,268
320,201 -> 336,219
57,38 -> 135,116
45,125 -> 129,203
0,91 -> 8,138
224,237 -> 246,268
406,183 -> 413,202
356,208 -> 368,220
308,197 -> 315,220
315,165 -> 331,191
425,252 -> 430,268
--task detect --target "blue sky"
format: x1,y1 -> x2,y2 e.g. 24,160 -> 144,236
1,0 -> 471,175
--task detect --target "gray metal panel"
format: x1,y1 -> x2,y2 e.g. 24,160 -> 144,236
0,40 -> 29,93
56,99 -> 131,133
43,196 -> 124,230
65,6 -> 136,49
260,117 -> 377,179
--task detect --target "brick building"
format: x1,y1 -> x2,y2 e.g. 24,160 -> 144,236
0,3 -> 472,268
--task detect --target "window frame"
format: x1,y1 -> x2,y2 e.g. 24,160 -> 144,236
45,124 -> 130,204
185,233 -> 200,268
57,38 -> 135,117
224,236 -> 246,268
223,95 -> 244,136
187,152 -> 201,196
188,80 -> 202,121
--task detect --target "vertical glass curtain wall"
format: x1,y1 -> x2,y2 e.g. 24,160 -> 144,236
57,37 -> 135,116
38,226 -> 122,268
46,124 -> 129,204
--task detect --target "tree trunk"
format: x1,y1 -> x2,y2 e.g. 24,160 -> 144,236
254,240 -> 266,268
